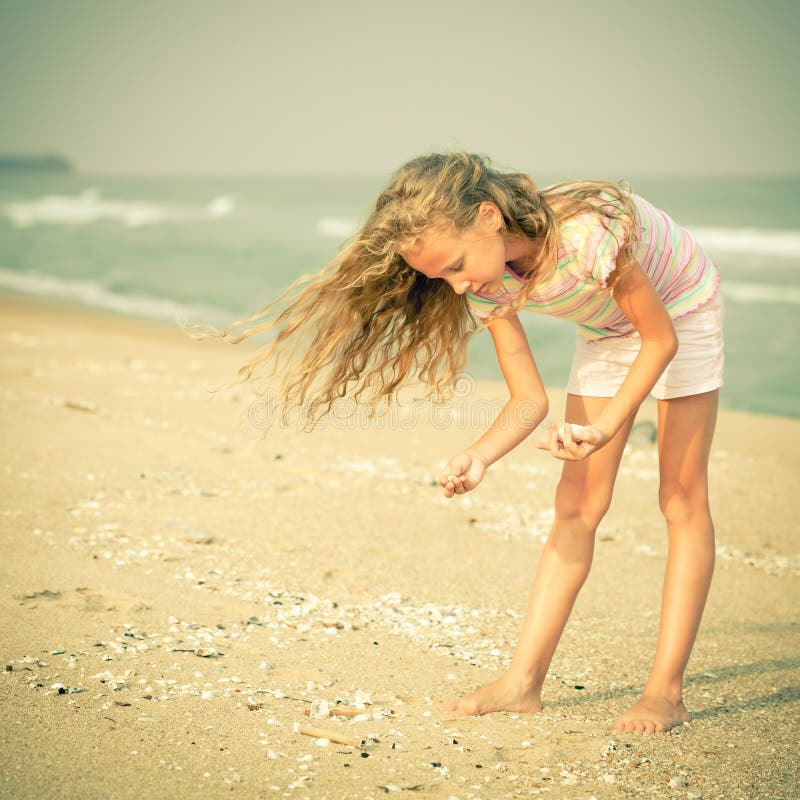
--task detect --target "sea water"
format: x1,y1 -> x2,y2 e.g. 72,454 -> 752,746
0,172 -> 797,418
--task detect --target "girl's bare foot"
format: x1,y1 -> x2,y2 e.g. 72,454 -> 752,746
440,676 -> 543,717
611,693 -> 690,733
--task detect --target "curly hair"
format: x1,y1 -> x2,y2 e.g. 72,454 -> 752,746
183,152 -> 639,429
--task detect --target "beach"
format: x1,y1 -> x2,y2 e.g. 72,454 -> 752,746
1,290 -> 798,800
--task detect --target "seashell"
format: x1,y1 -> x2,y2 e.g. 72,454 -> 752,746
310,699 -> 330,719
353,690 -> 372,706
557,423 -> 590,441
193,647 -> 217,657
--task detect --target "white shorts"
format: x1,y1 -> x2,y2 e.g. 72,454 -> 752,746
566,291 -> 725,401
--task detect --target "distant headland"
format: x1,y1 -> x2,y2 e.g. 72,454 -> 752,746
0,154 -> 74,173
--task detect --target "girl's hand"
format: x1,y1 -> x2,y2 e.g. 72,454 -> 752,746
536,423 -> 610,461
438,452 -> 487,498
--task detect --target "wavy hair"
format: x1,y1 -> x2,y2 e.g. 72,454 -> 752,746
184,152 -> 639,429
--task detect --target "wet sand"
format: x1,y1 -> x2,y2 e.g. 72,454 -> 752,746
1,290 -> 799,800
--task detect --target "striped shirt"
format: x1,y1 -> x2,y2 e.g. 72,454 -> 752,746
465,193 -> 721,340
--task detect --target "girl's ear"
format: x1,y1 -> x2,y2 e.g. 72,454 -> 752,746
478,201 -> 504,232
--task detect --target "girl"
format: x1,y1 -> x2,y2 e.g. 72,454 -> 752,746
199,152 -> 724,734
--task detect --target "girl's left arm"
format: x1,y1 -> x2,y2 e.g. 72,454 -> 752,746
541,262 -> 678,460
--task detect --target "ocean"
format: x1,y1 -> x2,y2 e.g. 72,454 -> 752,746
1,172 -> 798,418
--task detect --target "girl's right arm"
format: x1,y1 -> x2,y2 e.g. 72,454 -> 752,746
440,312 -> 549,497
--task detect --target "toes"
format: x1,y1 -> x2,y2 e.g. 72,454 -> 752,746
654,721 -> 665,733
461,700 -> 481,716
448,699 -> 477,717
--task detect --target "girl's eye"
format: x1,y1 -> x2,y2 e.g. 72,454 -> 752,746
451,262 -> 463,273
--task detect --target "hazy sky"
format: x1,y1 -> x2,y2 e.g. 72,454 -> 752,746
1,0 -> 798,177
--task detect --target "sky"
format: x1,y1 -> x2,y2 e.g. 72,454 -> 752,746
1,0 -> 798,177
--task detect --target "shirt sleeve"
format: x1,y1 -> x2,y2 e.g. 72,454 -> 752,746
566,210 -> 629,290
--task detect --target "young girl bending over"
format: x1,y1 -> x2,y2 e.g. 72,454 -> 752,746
201,152 -> 723,734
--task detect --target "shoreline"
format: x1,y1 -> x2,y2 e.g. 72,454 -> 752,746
2,286 -> 799,427
2,288 -> 799,799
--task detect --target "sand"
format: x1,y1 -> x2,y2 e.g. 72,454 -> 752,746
1,290 -> 798,800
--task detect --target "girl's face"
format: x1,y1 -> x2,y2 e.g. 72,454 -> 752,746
401,202 -> 509,296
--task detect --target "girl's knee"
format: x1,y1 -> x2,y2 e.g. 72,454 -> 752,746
555,478 -> 613,532
659,480 -> 710,524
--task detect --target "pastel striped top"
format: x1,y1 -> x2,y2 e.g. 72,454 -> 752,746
465,193 -> 721,340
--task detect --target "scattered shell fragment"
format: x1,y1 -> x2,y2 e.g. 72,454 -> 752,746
309,699 -> 330,719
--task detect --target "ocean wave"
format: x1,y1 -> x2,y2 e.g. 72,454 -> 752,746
694,227 -> 800,258
722,280 -> 800,304
314,218 -> 800,258
0,268 -> 228,324
2,189 -> 236,228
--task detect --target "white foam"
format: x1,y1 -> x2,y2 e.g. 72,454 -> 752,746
0,268 -> 227,323
694,227 -> 800,259
721,280 -> 800,305
2,189 -> 236,228
207,195 -> 235,218
316,217 -> 357,238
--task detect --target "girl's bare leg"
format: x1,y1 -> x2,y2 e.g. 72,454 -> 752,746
612,389 -> 718,733
442,394 -> 637,716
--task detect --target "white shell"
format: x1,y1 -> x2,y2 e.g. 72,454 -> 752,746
557,423 -> 590,441
309,699 -> 330,719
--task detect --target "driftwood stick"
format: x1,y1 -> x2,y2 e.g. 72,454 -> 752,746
298,725 -> 364,748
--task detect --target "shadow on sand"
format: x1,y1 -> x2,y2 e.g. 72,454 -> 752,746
544,657 -> 800,720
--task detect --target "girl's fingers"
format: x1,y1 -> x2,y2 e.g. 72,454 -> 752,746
562,422 -> 576,452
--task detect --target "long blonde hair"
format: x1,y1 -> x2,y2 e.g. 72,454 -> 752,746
184,152 -> 639,428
